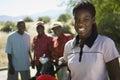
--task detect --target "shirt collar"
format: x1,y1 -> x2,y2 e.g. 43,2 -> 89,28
37,33 -> 45,38
73,26 -> 98,48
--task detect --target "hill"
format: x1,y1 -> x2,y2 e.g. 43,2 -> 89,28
0,9 -> 66,22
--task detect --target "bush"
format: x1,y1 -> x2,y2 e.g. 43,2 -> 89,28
37,16 -> 51,23
62,24 -> 74,36
23,16 -> 33,22
0,21 -> 4,26
57,13 -> 72,22
0,21 -> 16,32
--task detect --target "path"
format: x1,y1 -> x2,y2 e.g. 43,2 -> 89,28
0,67 -> 36,80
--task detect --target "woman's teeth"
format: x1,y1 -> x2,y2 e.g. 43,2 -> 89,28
79,28 -> 85,31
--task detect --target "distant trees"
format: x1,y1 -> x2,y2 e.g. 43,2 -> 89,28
23,16 -> 33,22
0,21 -> 16,32
90,0 -> 120,51
57,13 -> 72,22
38,16 -> 51,23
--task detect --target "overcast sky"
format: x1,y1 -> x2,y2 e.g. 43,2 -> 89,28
0,0 -> 66,16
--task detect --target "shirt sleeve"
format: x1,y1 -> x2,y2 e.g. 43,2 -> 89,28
28,35 -> 31,50
102,38 -> 120,63
63,40 -> 71,62
5,36 -> 12,54
32,37 -> 36,50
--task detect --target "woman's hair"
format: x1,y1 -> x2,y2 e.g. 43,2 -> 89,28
73,1 -> 96,17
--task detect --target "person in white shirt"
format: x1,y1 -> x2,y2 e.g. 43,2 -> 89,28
5,21 -> 32,80
62,1 -> 120,80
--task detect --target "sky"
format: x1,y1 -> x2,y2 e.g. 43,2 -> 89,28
0,0 -> 66,17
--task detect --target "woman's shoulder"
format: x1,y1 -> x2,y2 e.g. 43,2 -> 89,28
65,38 -> 75,47
97,35 -> 115,44
8,31 -> 17,38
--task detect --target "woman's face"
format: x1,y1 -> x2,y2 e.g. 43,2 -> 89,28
74,10 -> 95,39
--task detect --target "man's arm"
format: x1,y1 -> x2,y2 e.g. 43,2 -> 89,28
28,50 -> 35,69
28,50 -> 32,61
7,54 -> 15,74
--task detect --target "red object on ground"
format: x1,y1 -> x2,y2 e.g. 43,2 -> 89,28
36,74 -> 57,80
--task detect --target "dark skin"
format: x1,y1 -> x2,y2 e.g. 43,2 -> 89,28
74,10 -> 95,41
74,10 -> 120,80
36,26 -> 44,36
17,22 -> 26,35
106,58 -> 120,80
52,26 -> 63,37
8,54 -> 14,74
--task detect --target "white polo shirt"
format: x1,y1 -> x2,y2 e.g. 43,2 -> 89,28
63,35 -> 120,80
5,31 -> 31,71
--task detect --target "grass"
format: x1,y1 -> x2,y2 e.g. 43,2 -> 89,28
0,32 -> 8,67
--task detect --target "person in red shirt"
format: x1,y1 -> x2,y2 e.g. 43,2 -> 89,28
32,21 -> 53,76
51,21 -> 73,80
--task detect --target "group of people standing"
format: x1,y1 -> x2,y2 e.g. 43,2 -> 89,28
32,21 -> 72,80
5,1 -> 120,80
5,20 -> 72,80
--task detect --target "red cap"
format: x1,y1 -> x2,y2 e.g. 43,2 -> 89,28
36,21 -> 44,27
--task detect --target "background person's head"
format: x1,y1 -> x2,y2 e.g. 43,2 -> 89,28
36,21 -> 45,35
51,21 -> 63,36
73,1 -> 97,39
17,21 -> 26,35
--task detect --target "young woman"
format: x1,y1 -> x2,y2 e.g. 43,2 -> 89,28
63,1 -> 120,80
